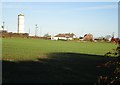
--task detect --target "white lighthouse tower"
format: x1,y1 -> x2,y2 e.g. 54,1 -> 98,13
18,14 -> 25,33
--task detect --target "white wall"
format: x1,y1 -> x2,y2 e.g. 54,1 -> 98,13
51,37 -> 73,40
18,15 -> 25,33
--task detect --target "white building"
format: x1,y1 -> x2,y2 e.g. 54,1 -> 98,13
18,14 -> 25,33
51,33 -> 76,40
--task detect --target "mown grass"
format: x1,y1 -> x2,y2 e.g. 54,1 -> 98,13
2,38 -> 117,61
2,38 -> 118,84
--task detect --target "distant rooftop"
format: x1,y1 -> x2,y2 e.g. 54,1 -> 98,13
18,14 -> 24,16
55,33 -> 75,38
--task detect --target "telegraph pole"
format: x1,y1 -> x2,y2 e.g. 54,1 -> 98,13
35,24 -> 38,37
3,22 -> 4,31
39,25 -> 41,37
112,32 -> 114,38
29,28 -> 30,36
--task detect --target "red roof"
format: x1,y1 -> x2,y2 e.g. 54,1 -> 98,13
55,33 -> 75,37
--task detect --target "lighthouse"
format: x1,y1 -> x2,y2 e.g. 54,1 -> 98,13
18,14 -> 25,33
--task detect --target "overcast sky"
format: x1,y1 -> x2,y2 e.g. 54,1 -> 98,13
2,2 -> 118,37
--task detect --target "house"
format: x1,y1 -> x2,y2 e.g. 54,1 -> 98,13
111,37 -> 119,44
51,33 -> 76,40
83,34 -> 93,41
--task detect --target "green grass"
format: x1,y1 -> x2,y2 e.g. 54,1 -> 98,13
2,38 -> 117,61
2,38 -> 117,84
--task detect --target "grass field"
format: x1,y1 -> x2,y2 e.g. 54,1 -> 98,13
2,38 -> 117,61
2,38 -> 118,84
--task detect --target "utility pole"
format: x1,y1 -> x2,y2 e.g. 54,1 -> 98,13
7,26 -> 8,32
112,32 -> 114,38
39,25 -> 41,37
3,22 -> 4,31
35,24 -> 38,37
29,28 -> 30,36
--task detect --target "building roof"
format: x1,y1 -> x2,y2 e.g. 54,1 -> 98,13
18,14 -> 24,16
83,33 -> 93,41
55,33 -> 75,37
